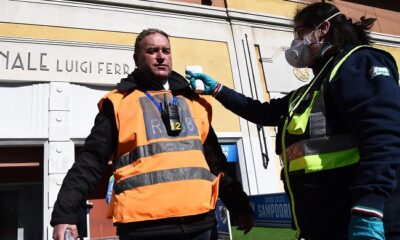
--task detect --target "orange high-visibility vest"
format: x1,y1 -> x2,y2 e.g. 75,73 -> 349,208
100,89 -> 220,223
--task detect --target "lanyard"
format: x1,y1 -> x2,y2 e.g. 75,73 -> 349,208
144,91 -> 177,112
288,56 -> 334,116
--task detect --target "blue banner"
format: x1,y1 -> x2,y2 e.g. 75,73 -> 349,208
248,193 -> 292,227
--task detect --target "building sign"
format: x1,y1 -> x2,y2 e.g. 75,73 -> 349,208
293,67 -> 313,82
249,193 -> 292,228
0,37 -> 134,85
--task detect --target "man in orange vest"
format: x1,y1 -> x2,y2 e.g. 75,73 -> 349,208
51,28 -> 253,240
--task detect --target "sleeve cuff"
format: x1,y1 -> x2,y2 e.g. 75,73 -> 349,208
212,84 -> 223,97
351,205 -> 383,218
351,192 -> 386,218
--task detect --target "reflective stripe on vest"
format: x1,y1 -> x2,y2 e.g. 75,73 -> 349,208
284,46 -> 368,173
116,139 -> 203,169
289,148 -> 359,173
115,167 -> 215,194
139,95 -> 200,140
286,134 -> 359,173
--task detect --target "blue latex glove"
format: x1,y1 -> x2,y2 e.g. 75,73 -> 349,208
349,214 -> 385,240
185,71 -> 219,95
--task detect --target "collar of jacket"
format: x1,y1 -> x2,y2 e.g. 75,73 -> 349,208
311,45 -> 355,75
115,68 -> 190,93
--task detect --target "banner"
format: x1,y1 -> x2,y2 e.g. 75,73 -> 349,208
249,193 -> 292,227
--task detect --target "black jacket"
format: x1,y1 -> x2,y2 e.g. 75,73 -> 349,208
384,166 -> 400,238
215,46 -> 400,238
50,70 -> 252,237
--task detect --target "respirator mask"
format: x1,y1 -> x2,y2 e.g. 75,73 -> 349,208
285,36 -> 314,68
285,12 -> 341,68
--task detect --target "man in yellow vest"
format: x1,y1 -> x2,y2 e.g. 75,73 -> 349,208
51,28 -> 253,240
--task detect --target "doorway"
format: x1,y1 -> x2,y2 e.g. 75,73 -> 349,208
0,146 -> 43,240
0,190 -> 18,240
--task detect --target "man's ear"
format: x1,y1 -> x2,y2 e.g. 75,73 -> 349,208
133,53 -> 137,66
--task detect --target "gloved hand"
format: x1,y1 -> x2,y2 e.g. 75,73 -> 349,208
185,71 -> 220,95
349,214 -> 385,240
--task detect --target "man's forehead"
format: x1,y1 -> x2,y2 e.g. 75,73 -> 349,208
143,43 -> 170,48
142,34 -> 170,46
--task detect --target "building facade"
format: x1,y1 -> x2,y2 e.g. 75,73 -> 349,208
0,0 -> 399,239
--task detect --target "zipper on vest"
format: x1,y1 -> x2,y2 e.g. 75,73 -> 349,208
281,117 -> 301,238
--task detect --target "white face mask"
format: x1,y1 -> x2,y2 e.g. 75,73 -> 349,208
285,12 -> 341,68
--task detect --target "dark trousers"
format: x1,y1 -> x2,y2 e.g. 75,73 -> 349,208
119,227 -> 218,240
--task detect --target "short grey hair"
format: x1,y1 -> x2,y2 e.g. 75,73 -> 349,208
134,28 -> 169,53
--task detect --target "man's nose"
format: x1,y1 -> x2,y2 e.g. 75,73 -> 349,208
156,51 -> 165,61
